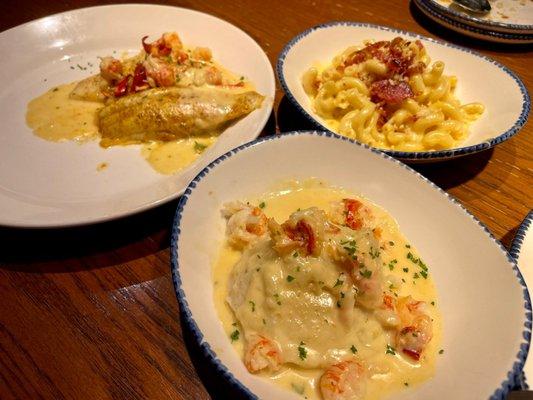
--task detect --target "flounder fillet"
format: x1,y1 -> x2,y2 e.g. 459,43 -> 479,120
97,87 -> 264,147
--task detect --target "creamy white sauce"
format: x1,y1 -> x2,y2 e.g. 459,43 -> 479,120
213,180 -> 442,400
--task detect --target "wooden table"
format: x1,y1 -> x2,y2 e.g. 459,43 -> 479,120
1,1 -> 531,399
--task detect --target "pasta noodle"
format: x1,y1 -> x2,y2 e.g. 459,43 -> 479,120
302,37 -> 484,152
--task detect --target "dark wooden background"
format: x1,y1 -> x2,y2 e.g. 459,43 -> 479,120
1,1 -> 531,399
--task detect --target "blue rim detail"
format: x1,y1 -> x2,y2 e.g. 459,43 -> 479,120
417,0 -> 533,33
510,210 -> 533,391
169,130 -> 531,400
414,0 -> 533,41
276,21 -> 531,161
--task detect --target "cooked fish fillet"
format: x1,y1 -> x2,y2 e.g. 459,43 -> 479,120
97,87 -> 264,147
70,75 -> 109,102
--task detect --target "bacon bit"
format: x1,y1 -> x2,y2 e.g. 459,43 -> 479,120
114,75 -> 130,97
131,63 -> 149,93
406,61 -> 426,77
402,348 -> 421,361
370,80 -> 413,105
343,199 -> 364,230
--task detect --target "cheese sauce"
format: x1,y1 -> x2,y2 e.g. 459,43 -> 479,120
213,180 -> 442,400
26,82 -> 101,142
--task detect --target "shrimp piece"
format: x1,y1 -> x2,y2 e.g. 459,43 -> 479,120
374,294 -> 401,328
395,296 -> 433,361
205,66 -> 223,85
320,360 -> 367,400
329,199 -> 374,231
192,46 -> 212,61
244,334 -> 282,373
143,56 -> 176,87
223,202 -> 268,248
280,208 -> 328,257
100,56 -> 123,82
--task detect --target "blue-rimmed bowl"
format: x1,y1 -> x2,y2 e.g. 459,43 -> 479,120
277,22 -> 530,162
170,130 -> 530,399
413,0 -> 533,44
511,210 -> 533,390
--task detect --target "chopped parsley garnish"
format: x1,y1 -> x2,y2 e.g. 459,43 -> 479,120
403,267 -> 409,273
413,272 -> 420,279
389,241 -> 395,246
333,275 -> 344,287
259,201 -> 266,209
340,239 -> 357,258
249,300 -> 255,312
431,301 -> 435,306
407,252 -> 429,278
230,330 -> 240,342
340,292 -> 345,298
194,141 -> 208,153
257,254 -> 261,259
369,247 -> 380,259
386,344 -> 396,355
293,251 -> 299,258
405,244 -> 411,248
298,342 -> 307,360
388,259 -> 398,271
404,382 -> 409,387
287,275 -> 295,282
420,270 -> 428,279
274,294 -> 281,305
439,349 -> 444,354
360,269 -> 372,279
262,318 -> 266,325
350,345 -> 357,354
336,300 -> 341,308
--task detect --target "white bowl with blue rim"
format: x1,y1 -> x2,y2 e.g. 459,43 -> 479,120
510,210 -> 533,390
276,22 -> 530,162
413,0 -> 533,43
170,130 -> 530,399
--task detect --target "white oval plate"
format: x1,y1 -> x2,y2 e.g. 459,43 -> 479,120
413,0 -> 533,44
171,131 -> 530,400
277,22 -> 530,162
0,4 -> 275,227
510,211 -> 533,389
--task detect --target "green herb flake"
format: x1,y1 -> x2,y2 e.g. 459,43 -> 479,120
259,201 -> 266,209
405,244 -> 411,248
389,241 -> 395,246
194,141 -> 208,153
287,275 -> 295,283
388,259 -> 398,270
386,344 -> 396,355
439,349 -> 444,354
336,300 -> 341,308
293,251 -> 299,258
404,382 -> 409,387
298,342 -> 307,360
249,300 -> 255,312
413,272 -> 420,279
333,276 -> 344,287
403,267 -> 409,273
420,270 -> 428,279
369,247 -> 380,259
262,318 -> 266,325
350,345 -> 357,354
431,301 -> 435,306
360,269 -> 372,279
230,330 -> 240,342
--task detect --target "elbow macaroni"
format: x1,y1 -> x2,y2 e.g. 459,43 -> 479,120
302,38 -> 484,152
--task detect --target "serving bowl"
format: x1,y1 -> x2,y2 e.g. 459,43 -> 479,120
0,4 -> 275,227
170,131 -> 530,399
277,22 -> 530,162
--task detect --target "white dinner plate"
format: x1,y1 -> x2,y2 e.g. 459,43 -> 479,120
277,22 -> 530,162
413,0 -> 533,44
171,131 -> 530,400
0,4 -> 275,227
510,211 -> 533,389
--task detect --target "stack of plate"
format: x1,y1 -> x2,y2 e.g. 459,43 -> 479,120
413,0 -> 533,43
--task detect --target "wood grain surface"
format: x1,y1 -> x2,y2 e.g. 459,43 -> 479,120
0,1 -> 531,399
